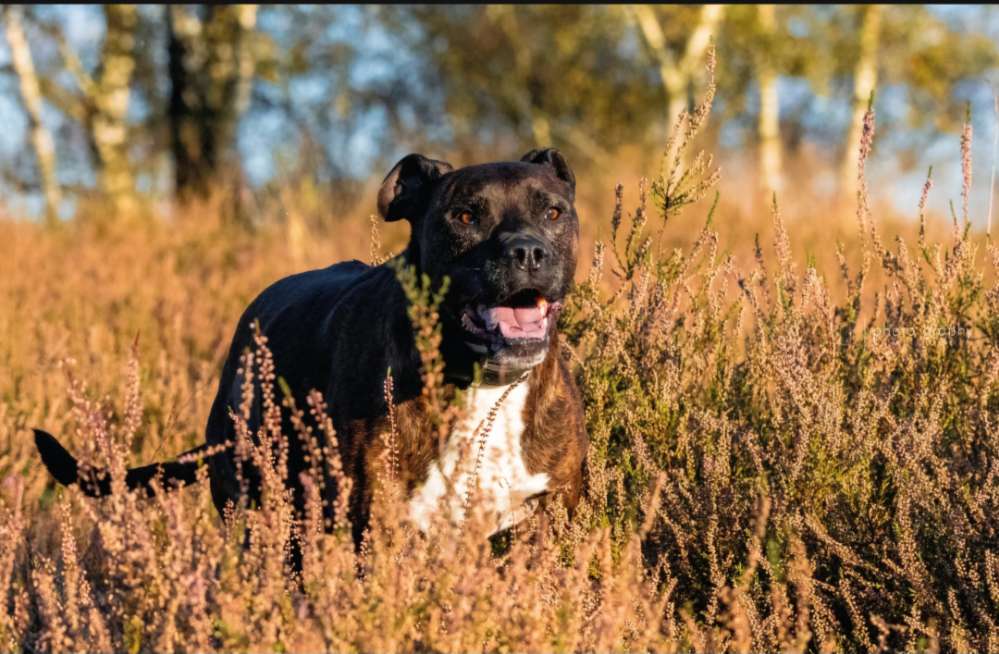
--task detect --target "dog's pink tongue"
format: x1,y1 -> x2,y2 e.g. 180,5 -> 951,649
513,306 -> 545,325
486,304 -> 547,339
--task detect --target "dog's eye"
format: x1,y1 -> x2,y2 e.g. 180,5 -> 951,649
545,207 -> 561,222
457,210 -> 476,225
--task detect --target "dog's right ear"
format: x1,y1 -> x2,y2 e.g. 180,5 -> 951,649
377,154 -> 453,222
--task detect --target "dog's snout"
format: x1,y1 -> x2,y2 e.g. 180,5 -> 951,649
504,235 -> 550,273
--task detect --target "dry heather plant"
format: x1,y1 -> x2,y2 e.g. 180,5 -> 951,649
1,52 -> 998,653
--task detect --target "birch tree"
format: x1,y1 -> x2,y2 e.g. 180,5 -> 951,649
628,4 -> 725,134
755,4 -> 782,194
840,4 -> 881,197
89,4 -> 138,215
3,7 -> 61,225
37,5 -> 138,215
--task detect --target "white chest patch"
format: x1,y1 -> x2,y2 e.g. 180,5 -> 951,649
407,382 -> 550,534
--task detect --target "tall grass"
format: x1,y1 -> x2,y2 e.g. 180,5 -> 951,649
1,59 -> 997,652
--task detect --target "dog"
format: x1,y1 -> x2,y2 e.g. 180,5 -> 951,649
34,148 -> 588,547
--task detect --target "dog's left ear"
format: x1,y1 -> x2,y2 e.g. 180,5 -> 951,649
521,148 -> 575,193
378,154 -> 454,222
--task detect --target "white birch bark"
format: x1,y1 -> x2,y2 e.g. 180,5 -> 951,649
757,4 -> 783,194
4,7 -> 62,225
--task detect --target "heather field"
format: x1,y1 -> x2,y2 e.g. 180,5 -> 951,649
1,60 -> 998,653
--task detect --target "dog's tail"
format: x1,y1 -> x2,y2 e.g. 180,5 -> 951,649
33,428 -> 222,498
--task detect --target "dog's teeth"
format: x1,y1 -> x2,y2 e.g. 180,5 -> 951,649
479,306 -> 497,329
461,312 -> 479,333
537,297 -> 548,314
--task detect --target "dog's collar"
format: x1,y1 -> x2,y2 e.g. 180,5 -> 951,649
477,354 -> 545,386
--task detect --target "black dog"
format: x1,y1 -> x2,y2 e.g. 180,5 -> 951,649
35,148 -> 588,546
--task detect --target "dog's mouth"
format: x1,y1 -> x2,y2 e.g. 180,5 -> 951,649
458,289 -> 561,355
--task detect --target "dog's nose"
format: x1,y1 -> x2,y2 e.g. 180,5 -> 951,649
504,235 -> 550,273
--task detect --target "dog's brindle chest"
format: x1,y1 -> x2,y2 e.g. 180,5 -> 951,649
353,332 -> 586,538
407,381 -> 547,533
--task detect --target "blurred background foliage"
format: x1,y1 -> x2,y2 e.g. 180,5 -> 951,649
0,4 -> 996,231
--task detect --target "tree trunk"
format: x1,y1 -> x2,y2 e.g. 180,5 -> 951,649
630,4 -> 724,133
841,5 -> 881,198
167,5 -> 258,201
756,4 -> 782,194
4,7 -> 62,225
90,4 -> 138,216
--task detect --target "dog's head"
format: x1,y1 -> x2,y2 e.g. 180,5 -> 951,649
378,149 -> 579,384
